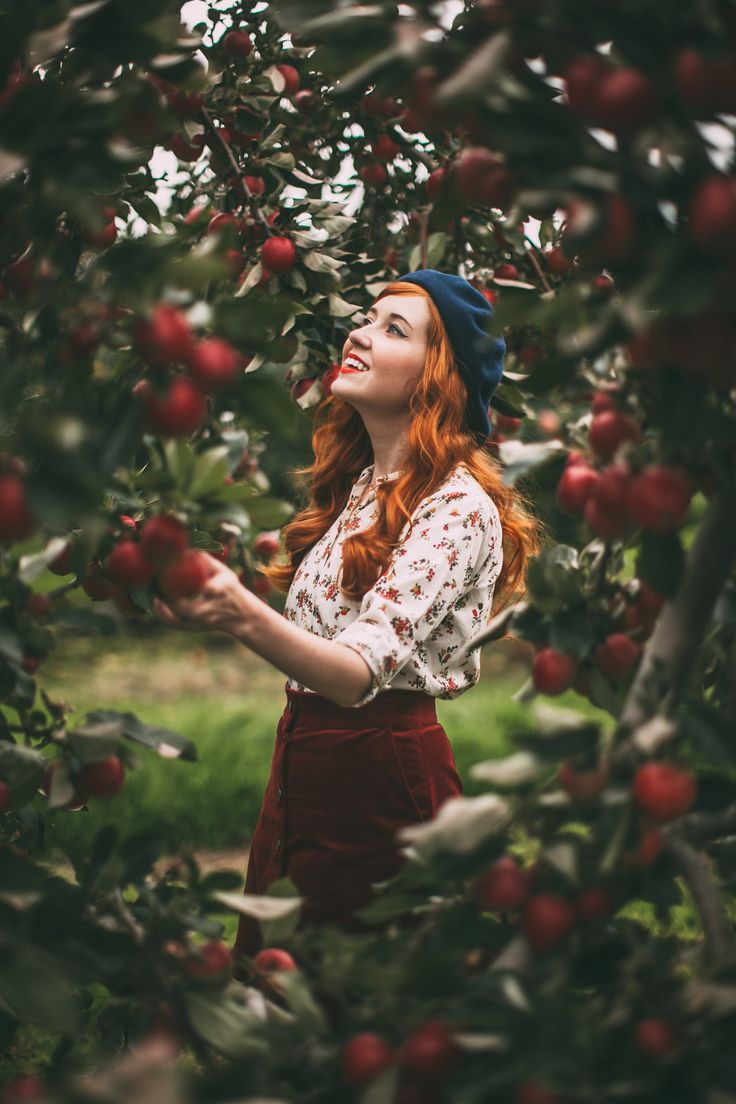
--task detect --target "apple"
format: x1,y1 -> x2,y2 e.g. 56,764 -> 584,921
627,465 -> 692,533
81,561 -> 116,601
169,132 -> 205,161
6,253 -> 36,298
519,343 -> 543,367
674,49 -> 736,115
472,855 -> 531,911
133,303 -> 193,366
494,413 -> 522,433
589,410 -> 641,458
187,338 -> 240,392
594,633 -> 641,679
494,262 -> 519,281
105,541 -> 155,588
252,946 -> 297,974
591,67 -> 659,134
563,193 -> 635,266
372,134 -> 401,162
276,63 -> 300,95
557,759 -> 609,801
0,474 -> 37,544
563,53 -> 611,117
517,1080 -> 563,1104
399,1019 -> 460,1082
78,755 -> 125,798
158,549 -> 212,599
145,377 -> 208,437
481,287 -> 498,306
166,89 -> 203,118
688,174 -> 736,252
593,272 -> 615,295
632,762 -> 696,822
362,91 -> 398,118
25,593 -> 51,619
223,30 -> 253,57
254,531 -> 281,558
590,390 -> 618,413
556,463 -> 599,514
294,89 -> 316,113
425,167 -> 447,199
260,235 -> 297,273
0,780 -> 11,813
244,175 -> 265,197
455,147 -> 514,207
183,939 -> 233,978
574,887 -> 612,922
341,1033 -> 395,1087
360,161 -> 387,187
626,827 -> 664,869
531,648 -> 577,695
544,246 -> 574,275
0,1075 -> 47,1102
84,220 -> 117,250
635,1018 -> 683,1059
584,463 -> 632,539
522,894 -> 576,952
140,514 -> 188,567
207,212 -> 242,236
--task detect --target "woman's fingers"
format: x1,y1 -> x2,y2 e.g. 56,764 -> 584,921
153,597 -> 187,628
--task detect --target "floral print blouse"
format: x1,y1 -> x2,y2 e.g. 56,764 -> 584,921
283,463 -> 504,708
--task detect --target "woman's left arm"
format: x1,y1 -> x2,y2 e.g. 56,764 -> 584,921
153,555 -> 374,708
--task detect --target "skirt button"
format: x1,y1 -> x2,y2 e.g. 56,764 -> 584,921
274,838 -> 282,852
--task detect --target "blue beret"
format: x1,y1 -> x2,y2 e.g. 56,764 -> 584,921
396,269 -> 505,442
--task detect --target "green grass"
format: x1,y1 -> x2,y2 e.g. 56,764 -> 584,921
34,624 -> 610,860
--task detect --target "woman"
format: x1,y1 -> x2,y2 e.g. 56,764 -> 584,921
154,269 -> 540,958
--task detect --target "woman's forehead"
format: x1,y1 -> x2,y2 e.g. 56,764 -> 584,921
370,293 -> 430,329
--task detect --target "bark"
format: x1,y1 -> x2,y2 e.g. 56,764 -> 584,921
619,489 -> 736,736
664,837 -> 735,968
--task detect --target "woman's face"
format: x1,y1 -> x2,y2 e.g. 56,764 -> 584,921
331,293 -> 431,420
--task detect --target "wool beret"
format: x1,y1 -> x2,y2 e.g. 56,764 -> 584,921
397,269 -> 505,441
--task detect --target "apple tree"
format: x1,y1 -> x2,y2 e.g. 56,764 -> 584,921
2,0 -> 736,1101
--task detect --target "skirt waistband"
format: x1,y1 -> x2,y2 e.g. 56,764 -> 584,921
284,684 -> 438,727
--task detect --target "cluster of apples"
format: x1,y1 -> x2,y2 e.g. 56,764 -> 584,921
557,393 -> 693,542
131,303 -> 247,438
100,513 -> 212,604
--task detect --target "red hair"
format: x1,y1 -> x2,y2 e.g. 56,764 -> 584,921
263,282 -> 541,613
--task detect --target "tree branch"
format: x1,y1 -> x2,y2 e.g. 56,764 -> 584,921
619,489 -> 736,737
200,107 -> 274,235
663,836 -> 735,967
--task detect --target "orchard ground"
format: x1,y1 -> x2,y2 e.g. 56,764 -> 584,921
36,620 -> 707,946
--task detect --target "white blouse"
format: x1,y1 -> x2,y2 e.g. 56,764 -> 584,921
283,462 -> 504,708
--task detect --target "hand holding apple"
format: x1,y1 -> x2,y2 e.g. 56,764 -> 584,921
153,553 -> 263,637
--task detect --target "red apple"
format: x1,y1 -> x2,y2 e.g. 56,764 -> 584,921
563,53 -> 611,117
187,338 -> 240,391
632,762 -> 696,822
341,1033 -> 395,1087
557,759 -> 609,801
78,755 -> 125,798
472,855 -> 531,911
360,161 -> 387,187
626,465 -> 692,533
140,514 -> 188,567
133,304 -> 194,366
223,30 -> 253,57
517,1080 -> 563,1104
260,236 -> 297,273
584,463 -> 632,539
294,89 -> 316,113
244,175 -> 265,197
362,91 -> 398,118
531,648 -> 577,695
169,132 -> 205,161
276,63 -> 300,95
635,1018 -> 683,1059
556,463 -> 600,514
399,1019 -> 460,1083
167,89 -> 203,118
574,887 -> 612,922
426,168 -> 446,198
183,939 -> 233,978
544,246 -> 574,275
105,540 -> 155,588
0,474 -> 37,544
674,49 -> 736,115
495,262 -> 519,280
591,67 -> 659,133
372,134 -> 400,162
522,894 -> 576,952
689,174 -> 736,252
158,549 -> 212,599
589,410 -> 641,458
254,531 -> 280,558
455,147 -> 515,207
594,633 -> 641,679
145,377 -> 207,437
0,780 -> 12,813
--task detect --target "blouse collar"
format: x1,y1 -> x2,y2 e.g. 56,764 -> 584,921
347,464 -> 403,510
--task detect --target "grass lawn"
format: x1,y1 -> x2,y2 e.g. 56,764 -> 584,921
36,621 -> 610,864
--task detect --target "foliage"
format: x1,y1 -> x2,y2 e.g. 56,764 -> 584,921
1,0 -> 736,1101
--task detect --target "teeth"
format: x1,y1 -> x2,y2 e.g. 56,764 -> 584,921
345,356 -> 369,371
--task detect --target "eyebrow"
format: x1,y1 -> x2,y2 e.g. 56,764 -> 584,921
366,307 -> 414,330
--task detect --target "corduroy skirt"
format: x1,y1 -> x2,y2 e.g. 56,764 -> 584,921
234,683 -> 463,957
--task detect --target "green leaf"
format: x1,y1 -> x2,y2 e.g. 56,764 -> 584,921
82,710 -> 197,761
184,990 -> 270,1059
245,495 -> 294,529
0,946 -> 79,1033
0,744 -> 45,809
498,440 -> 564,484
190,446 -> 230,499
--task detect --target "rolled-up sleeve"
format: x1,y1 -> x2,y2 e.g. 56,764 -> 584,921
333,491 -> 499,707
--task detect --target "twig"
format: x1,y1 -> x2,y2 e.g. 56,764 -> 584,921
200,106 -> 274,235
619,489 -> 736,737
420,208 -> 429,269
523,237 -> 552,292
48,578 -> 80,599
664,837 -> 735,967
674,802 -> 736,846
109,888 -> 146,945
388,125 -> 436,171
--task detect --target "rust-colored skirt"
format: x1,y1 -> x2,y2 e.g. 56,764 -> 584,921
234,684 -> 463,957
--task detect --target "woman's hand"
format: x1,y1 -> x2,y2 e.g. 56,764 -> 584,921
152,554 -> 264,639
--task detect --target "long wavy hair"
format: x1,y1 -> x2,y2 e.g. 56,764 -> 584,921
263,281 -> 541,614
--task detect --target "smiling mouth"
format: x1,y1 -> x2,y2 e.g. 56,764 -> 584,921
341,355 -> 370,373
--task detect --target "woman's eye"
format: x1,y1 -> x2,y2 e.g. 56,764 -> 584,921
354,314 -> 405,337
388,322 -> 405,336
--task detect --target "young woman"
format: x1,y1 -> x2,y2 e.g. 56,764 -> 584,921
153,269 -> 540,957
